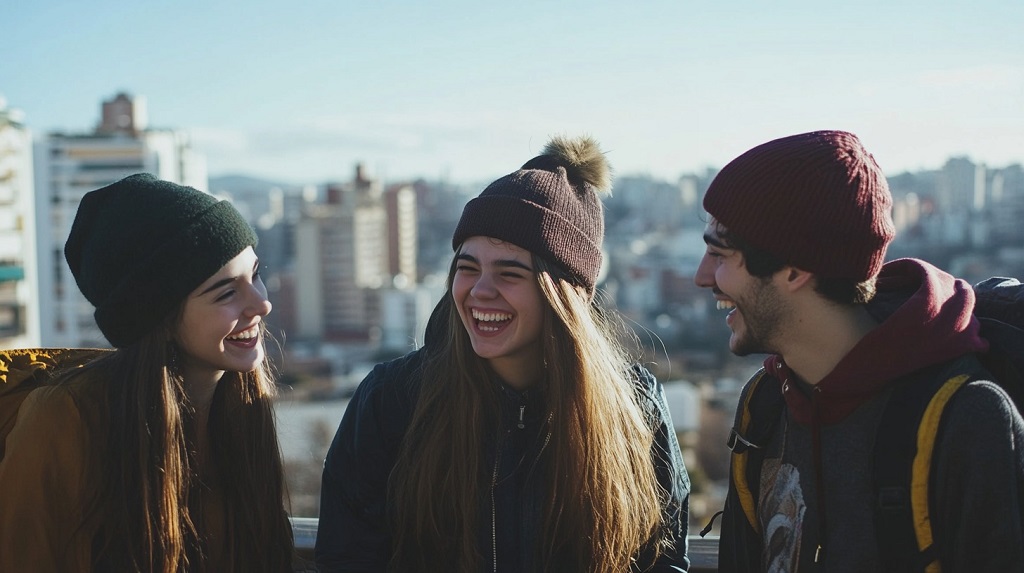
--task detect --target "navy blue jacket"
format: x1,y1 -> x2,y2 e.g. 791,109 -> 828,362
315,348 -> 691,572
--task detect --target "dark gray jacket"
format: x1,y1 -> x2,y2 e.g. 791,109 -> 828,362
314,347 -> 691,572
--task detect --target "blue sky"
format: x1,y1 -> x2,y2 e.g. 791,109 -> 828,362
4,0 -> 1022,186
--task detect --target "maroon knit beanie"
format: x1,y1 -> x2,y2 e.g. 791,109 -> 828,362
703,130 -> 895,281
452,135 -> 610,294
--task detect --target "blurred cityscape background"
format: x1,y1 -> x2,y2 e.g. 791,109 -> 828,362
5,0 -> 1022,536
2,91 -> 1022,528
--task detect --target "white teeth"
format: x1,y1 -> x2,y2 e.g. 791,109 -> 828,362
472,309 -> 512,322
227,326 -> 258,340
717,300 -> 736,311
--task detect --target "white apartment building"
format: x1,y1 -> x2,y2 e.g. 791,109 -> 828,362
294,166 -> 421,345
295,176 -> 387,342
0,97 -> 40,348
34,93 -> 207,347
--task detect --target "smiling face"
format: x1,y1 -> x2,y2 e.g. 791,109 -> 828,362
694,220 -> 786,356
452,236 -> 546,389
175,246 -> 272,384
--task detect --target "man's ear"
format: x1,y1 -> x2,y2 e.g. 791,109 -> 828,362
777,265 -> 815,293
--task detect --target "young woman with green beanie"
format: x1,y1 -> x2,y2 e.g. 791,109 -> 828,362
0,174 -> 297,572
315,136 -> 691,572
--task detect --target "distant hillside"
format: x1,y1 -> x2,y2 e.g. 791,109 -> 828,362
208,174 -> 302,196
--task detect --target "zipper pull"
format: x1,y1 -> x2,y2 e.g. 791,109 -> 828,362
518,405 -> 525,429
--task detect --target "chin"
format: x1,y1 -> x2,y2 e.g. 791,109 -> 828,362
729,336 -> 756,357
225,353 -> 264,374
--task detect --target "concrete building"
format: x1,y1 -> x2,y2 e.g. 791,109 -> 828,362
33,92 -> 206,347
292,165 -> 423,349
384,183 -> 417,284
294,165 -> 388,342
0,97 -> 40,348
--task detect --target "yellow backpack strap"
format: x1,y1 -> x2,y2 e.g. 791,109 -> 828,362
911,373 -> 971,573
875,361 -> 978,573
728,369 -> 784,534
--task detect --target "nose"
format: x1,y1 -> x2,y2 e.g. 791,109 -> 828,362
694,253 -> 716,289
469,271 -> 498,299
245,284 -> 273,317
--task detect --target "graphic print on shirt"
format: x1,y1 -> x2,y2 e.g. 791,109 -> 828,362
759,452 -> 806,572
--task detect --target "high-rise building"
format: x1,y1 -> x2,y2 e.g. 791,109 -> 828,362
295,165 -> 388,342
293,165 -> 423,346
34,92 -> 207,347
0,96 -> 40,348
384,183 -> 417,284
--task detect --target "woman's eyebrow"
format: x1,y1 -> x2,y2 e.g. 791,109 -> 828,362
455,253 -> 531,271
198,277 -> 235,296
494,259 -> 532,271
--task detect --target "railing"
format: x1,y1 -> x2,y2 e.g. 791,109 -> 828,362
290,518 -> 721,572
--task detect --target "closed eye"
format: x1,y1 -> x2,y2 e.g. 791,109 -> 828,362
214,288 -> 236,302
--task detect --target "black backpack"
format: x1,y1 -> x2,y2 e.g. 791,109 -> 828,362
712,276 -> 1024,572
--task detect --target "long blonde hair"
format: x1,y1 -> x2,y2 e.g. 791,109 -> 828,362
74,317 -> 293,572
388,254 -> 666,573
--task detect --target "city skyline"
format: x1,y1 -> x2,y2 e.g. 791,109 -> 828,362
5,0 -> 1023,186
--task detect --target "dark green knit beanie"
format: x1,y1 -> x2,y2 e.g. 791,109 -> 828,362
65,173 -> 258,348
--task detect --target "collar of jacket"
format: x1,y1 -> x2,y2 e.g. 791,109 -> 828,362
770,258 -> 988,426
491,377 -> 547,431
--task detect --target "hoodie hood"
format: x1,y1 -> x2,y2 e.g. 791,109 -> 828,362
771,257 -> 988,425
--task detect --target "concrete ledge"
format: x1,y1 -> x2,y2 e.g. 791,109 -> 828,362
290,518 -> 720,571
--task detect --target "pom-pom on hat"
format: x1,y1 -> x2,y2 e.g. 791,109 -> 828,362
702,130 -> 895,281
64,173 -> 258,348
451,135 -> 611,294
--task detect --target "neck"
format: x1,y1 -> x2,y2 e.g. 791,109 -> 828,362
181,369 -> 222,411
488,357 -> 543,392
777,301 -> 878,385
180,368 -> 223,471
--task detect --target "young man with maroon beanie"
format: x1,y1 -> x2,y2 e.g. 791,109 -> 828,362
695,130 -> 1024,572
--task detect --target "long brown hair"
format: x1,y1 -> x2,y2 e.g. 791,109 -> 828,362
389,253 -> 667,573
75,316 -> 293,572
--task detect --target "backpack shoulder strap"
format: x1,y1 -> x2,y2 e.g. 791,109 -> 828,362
728,368 -> 785,534
874,356 -> 984,573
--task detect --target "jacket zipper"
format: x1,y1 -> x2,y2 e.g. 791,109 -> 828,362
490,402 -> 553,572
493,402 -> 528,572
492,443 -> 502,573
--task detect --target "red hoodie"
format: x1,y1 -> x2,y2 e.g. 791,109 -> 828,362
768,257 -> 989,426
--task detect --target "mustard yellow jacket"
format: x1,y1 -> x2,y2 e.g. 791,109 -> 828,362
0,349 -> 230,572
